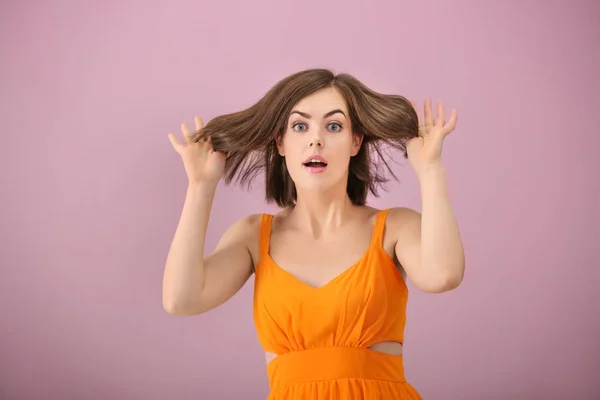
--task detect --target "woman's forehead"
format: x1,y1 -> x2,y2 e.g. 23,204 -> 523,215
291,87 -> 348,116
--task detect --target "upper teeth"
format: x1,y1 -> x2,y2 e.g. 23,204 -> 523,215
308,159 -> 323,163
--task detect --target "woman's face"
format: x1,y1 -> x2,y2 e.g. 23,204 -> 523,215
277,87 -> 363,194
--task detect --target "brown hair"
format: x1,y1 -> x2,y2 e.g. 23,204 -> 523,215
190,68 -> 419,207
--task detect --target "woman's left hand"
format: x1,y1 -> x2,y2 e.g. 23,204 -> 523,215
406,98 -> 458,176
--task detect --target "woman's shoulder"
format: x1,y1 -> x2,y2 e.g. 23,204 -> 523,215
360,205 -> 419,222
383,206 -> 422,235
228,209 -> 291,238
219,213 -> 265,243
386,206 -> 421,219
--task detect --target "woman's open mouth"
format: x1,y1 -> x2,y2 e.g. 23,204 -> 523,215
302,155 -> 328,174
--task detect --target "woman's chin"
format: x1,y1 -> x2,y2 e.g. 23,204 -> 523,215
293,178 -> 346,196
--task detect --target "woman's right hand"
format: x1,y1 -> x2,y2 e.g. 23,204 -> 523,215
168,116 -> 226,185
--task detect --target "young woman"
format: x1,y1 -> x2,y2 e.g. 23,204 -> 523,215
163,69 -> 465,399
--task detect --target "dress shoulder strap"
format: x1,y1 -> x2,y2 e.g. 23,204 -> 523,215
371,208 -> 390,248
259,213 -> 274,257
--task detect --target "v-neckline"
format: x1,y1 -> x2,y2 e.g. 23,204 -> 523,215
264,248 -> 371,291
263,211 -> 382,291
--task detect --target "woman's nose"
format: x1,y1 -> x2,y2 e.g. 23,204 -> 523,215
309,135 -> 323,147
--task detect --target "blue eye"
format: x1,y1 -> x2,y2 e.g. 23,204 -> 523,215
328,122 -> 342,132
292,122 -> 307,132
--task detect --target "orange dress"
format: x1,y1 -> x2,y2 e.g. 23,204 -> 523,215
253,209 -> 422,399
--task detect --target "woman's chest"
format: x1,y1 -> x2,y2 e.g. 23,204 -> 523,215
267,229 -> 373,290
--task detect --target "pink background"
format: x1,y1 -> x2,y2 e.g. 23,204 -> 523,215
1,0 -> 599,399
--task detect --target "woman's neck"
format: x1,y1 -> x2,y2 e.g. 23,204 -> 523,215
288,184 -> 358,238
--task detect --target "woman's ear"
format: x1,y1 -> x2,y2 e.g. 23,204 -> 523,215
276,134 -> 285,157
351,133 -> 363,156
